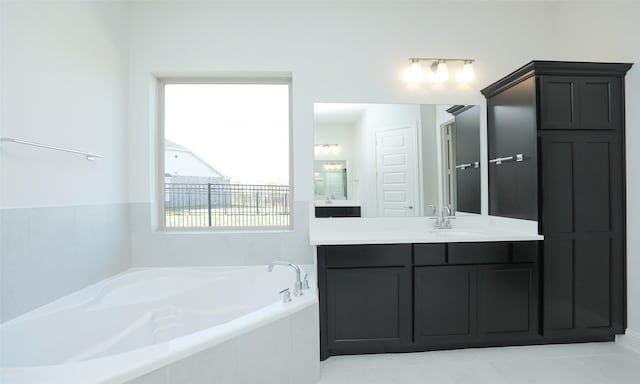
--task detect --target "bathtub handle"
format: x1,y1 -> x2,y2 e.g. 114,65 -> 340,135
279,288 -> 292,303
303,272 -> 310,290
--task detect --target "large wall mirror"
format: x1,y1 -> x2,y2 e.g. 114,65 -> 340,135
314,103 -> 480,218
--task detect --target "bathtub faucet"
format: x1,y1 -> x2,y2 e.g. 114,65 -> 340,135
268,261 -> 303,297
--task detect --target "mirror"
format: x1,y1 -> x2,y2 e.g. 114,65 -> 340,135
314,103 -> 480,218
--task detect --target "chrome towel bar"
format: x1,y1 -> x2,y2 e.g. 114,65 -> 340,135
489,154 -> 524,165
0,137 -> 102,160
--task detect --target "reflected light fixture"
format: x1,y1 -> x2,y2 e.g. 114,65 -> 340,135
404,58 -> 475,85
314,144 -> 340,154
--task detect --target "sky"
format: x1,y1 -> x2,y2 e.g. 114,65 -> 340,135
164,83 -> 290,185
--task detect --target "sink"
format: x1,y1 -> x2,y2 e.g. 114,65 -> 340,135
429,230 -> 483,236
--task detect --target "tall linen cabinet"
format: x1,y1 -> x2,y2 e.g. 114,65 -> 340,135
481,61 -> 632,340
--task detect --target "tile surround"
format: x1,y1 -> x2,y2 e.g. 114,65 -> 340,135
0,203 -> 131,322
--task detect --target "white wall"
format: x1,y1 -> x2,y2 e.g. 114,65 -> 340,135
1,1 -> 129,208
0,1 -> 131,321
125,0 -> 639,334
1,0 -> 637,334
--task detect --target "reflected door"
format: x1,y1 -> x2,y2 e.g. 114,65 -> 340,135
375,125 -> 419,216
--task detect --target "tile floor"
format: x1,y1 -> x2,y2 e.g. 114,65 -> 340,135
319,342 -> 640,384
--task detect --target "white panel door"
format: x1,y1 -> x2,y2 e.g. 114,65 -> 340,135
376,125 -> 419,217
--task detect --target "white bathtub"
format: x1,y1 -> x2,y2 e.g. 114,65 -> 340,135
0,266 -> 319,384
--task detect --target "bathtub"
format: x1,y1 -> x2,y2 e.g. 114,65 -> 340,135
0,266 -> 320,384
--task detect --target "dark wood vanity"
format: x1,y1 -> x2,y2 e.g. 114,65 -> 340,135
318,242 -> 539,360
315,61 -> 632,360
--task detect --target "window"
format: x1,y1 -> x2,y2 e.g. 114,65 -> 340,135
159,79 -> 291,229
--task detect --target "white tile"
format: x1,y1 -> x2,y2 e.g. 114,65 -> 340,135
234,316 -> 291,384
319,343 -> 640,384
289,305 -> 321,384
127,368 -> 169,384
167,339 -> 239,384
577,354 -> 640,383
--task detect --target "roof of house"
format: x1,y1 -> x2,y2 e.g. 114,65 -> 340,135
165,139 -> 229,179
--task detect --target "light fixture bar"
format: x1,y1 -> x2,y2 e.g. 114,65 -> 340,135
404,58 -> 475,84
408,58 -> 475,63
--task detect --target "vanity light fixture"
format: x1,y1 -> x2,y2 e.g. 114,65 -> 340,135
403,59 -> 424,85
459,60 -> 475,83
404,58 -> 475,85
431,60 -> 449,82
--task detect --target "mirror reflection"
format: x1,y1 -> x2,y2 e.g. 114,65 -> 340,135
314,103 -> 480,218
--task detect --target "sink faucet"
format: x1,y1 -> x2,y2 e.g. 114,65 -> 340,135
268,261 -> 303,296
431,206 -> 455,229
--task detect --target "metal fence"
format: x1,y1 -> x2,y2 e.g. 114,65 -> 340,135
164,183 -> 290,228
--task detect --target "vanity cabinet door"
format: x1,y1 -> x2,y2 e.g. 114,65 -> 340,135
318,244 -> 412,359
477,264 -> 538,339
325,266 -> 412,355
540,132 -> 625,337
414,266 -> 474,346
539,76 -> 622,131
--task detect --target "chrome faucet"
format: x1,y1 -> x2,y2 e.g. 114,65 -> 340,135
431,206 -> 455,229
268,261 -> 304,296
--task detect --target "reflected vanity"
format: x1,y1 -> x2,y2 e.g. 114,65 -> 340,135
313,103 -> 480,218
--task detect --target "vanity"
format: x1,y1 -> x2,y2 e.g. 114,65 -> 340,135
312,217 -> 544,360
311,61 -> 632,361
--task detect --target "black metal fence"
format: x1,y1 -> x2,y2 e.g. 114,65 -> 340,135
164,183 -> 290,228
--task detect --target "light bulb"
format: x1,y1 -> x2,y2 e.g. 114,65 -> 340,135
432,60 -> 449,82
403,60 -> 423,85
458,61 -> 475,83
331,144 -> 341,154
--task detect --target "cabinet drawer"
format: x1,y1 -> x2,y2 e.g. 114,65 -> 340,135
448,242 -> 510,264
315,206 -> 361,218
512,241 -> 539,263
413,244 -> 446,265
320,244 -> 411,268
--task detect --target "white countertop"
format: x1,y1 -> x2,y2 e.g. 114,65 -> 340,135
309,215 -> 543,245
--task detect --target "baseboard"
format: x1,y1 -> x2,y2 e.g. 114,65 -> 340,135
616,329 -> 640,354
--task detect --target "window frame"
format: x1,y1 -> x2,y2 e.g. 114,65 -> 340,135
157,76 -> 294,232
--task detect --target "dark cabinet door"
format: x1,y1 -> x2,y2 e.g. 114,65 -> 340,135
539,76 -> 622,131
539,76 -> 580,130
318,244 -> 412,358
454,105 -> 481,214
325,266 -> 412,355
487,76 -> 538,220
414,266 -> 474,345
540,132 -> 624,336
477,264 -> 538,338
